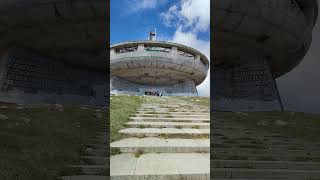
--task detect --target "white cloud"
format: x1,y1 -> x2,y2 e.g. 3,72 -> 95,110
170,28 -> 210,58
161,5 -> 179,27
161,0 -> 210,32
161,0 -> 210,96
127,0 -> 167,13
169,28 -> 210,97
197,71 -> 210,97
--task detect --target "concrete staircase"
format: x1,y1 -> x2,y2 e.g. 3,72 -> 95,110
61,125 -> 108,180
212,116 -> 320,179
111,97 -> 210,179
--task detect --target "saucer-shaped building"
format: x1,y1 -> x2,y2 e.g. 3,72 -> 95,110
110,33 -> 209,96
212,0 -> 318,111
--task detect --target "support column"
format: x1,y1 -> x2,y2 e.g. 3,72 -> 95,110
170,46 -> 178,55
0,46 -> 9,90
110,48 -> 116,56
272,75 -> 285,112
212,60 -> 283,112
138,44 -> 144,51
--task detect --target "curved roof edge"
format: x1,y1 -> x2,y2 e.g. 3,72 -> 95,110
314,0 -> 319,27
110,40 -> 210,67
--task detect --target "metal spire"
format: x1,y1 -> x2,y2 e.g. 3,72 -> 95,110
148,28 -> 156,41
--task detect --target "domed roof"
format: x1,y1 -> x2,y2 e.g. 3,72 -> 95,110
110,40 -> 209,86
212,0 -> 318,77
0,0 -> 107,71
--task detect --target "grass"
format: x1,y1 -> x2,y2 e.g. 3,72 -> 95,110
214,111 -> 320,140
159,133 -> 168,139
137,125 -> 145,128
0,104 -> 106,180
110,147 -> 121,156
174,96 -> 210,107
110,95 -> 145,142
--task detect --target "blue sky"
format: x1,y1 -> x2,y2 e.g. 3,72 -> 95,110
110,0 -> 210,96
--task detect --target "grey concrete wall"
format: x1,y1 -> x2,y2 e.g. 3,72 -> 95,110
111,76 -> 198,96
0,48 -> 107,106
212,61 -> 283,112
0,49 -> 9,88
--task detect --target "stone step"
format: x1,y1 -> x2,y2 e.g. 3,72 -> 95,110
138,110 -> 210,113
126,121 -> 210,129
138,107 -> 208,110
111,153 -> 209,179
213,134 -> 320,143
213,135 -> 301,141
119,128 -> 210,138
213,139 -> 320,147
88,139 -> 107,144
212,130 -> 304,140
214,177 -> 288,180
212,143 -> 320,150
111,137 -> 209,153
97,127 -> 108,131
133,113 -> 210,118
212,168 -> 320,179
213,153 -> 320,162
212,160 -> 320,170
213,147 -> 319,156
140,105 -> 194,108
86,149 -> 108,157
136,110 -> 209,115
71,165 -> 106,175
86,144 -> 108,150
130,116 -> 210,123
95,135 -> 107,141
96,132 -> 107,136
61,175 -> 107,180
81,156 -> 108,165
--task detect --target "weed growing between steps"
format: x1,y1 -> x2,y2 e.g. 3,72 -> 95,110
0,104 -> 106,180
111,147 -> 121,155
110,95 -> 145,142
134,150 -> 144,158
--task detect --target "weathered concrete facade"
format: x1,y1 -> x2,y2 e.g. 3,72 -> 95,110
0,1 -> 108,106
110,41 -> 209,96
213,60 -> 283,111
212,0 -> 318,111
0,48 -> 107,106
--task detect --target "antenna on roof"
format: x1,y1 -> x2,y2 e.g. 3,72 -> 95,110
148,28 -> 156,41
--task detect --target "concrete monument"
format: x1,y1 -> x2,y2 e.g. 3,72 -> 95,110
212,0 -> 318,111
0,1 -> 107,106
110,31 -> 209,96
